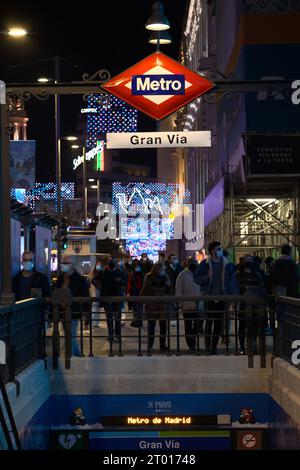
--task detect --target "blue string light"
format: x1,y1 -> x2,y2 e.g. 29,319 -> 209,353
86,94 -> 138,150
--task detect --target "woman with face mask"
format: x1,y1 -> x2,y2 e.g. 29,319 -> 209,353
88,262 -> 104,328
140,262 -> 172,352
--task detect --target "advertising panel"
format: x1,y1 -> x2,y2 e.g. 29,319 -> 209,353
10,140 -> 36,189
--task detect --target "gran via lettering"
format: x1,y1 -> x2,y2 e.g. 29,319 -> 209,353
130,133 -> 187,146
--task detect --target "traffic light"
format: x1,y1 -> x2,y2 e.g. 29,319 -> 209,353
61,236 -> 68,250
61,217 -> 69,251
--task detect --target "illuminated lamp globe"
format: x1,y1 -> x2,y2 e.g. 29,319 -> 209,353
149,30 -> 172,44
145,1 -> 170,31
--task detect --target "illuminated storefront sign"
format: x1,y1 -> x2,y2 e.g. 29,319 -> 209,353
107,131 -> 211,149
80,107 -> 97,113
103,51 -> 214,120
73,141 -> 105,170
96,140 -> 105,171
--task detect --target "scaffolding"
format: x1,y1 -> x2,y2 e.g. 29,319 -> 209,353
205,179 -> 300,263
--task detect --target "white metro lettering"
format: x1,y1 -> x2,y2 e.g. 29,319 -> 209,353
132,74 -> 185,95
135,77 -> 181,91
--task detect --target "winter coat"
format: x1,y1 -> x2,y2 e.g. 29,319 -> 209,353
195,256 -> 239,296
166,262 -> 183,293
12,270 -> 50,301
140,273 -> 171,320
56,270 -> 89,317
175,268 -> 201,311
271,255 -> 299,298
102,268 -> 128,297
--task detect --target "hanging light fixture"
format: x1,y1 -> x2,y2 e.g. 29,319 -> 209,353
145,1 -> 170,31
148,30 -> 172,45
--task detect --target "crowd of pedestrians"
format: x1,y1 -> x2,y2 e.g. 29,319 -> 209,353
11,242 -> 300,356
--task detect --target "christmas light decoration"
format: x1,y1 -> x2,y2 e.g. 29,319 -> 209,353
112,182 -> 190,258
86,94 -> 138,150
11,183 -> 75,210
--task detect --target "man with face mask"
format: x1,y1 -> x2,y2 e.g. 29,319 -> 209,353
197,241 -> 239,354
12,251 -> 50,301
56,256 -> 89,356
140,253 -> 153,276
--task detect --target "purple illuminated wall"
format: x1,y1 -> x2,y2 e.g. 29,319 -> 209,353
204,178 -> 224,227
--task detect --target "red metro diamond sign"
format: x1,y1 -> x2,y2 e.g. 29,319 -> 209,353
102,51 -> 214,121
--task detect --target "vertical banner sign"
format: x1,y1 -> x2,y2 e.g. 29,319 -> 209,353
103,51 -> 214,120
96,140 -> 105,171
10,140 -> 36,189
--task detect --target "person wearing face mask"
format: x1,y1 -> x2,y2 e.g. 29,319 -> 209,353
128,259 -> 144,327
140,262 -> 172,352
88,261 -> 104,328
165,254 -> 183,327
140,253 -> 153,276
166,254 -> 183,291
12,251 -> 50,301
56,256 -> 89,356
116,259 -> 128,326
175,258 -> 201,352
158,253 -> 166,266
102,259 -> 127,341
236,255 -> 265,355
197,241 -> 239,354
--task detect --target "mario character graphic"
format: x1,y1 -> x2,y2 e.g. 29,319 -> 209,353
239,408 -> 256,424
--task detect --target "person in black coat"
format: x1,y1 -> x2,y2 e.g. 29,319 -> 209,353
102,259 -> 127,341
56,256 -> 89,356
271,244 -> 299,298
12,251 -> 50,301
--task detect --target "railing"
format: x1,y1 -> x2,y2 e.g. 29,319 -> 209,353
276,296 -> 300,369
0,298 -> 44,384
6,292 -> 300,382
45,291 -> 273,369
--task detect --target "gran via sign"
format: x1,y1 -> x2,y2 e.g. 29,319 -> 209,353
103,51 -> 214,120
106,131 -> 211,149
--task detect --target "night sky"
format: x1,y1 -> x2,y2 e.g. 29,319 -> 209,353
1,0 -> 188,182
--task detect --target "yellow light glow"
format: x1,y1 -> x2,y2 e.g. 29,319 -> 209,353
66,136 -> 78,141
37,77 -> 50,83
145,23 -> 170,31
8,28 -> 27,38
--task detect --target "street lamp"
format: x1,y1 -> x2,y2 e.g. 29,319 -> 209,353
145,1 -> 170,31
37,77 -> 51,83
148,30 -> 172,45
7,27 -> 28,38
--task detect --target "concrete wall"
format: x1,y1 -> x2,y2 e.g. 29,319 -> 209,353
269,358 -> 300,426
0,360 -> 50,449
49,356 -> 270,395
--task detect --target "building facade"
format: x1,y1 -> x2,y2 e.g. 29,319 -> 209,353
174,0 -> 300,261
